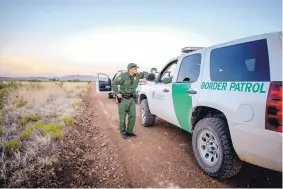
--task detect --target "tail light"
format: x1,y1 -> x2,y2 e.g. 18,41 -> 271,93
265,81 -> 282,133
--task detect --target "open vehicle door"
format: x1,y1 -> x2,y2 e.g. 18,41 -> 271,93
96,73 -> 112,93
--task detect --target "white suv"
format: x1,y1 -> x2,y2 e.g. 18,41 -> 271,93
138,31 -> 282,178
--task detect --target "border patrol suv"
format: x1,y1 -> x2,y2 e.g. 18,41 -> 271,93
139,32 -> 282,178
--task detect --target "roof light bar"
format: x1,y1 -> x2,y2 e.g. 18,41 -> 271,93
181,46 -> 204,53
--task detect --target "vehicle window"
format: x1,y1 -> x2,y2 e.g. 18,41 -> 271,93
210,39 -> 270,81
112,73 -> 118,81
177,54 -> 202,82
160,62 -> 177,84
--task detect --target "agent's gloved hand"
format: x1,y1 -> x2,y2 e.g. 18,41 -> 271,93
117,93 -> 122,99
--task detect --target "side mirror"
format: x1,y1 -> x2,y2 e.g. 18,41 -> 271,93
162,77 -> 172,84
146,73 -> 156,82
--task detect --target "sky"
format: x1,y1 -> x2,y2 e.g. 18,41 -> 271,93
0,0 -> 282,77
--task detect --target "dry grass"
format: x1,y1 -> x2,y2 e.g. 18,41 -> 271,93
0,81 -> 89,186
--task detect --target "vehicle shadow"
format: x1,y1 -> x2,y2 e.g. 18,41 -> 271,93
155,119 -> 282,188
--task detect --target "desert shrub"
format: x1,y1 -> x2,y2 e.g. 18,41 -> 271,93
20,114 -> 41,125
66,79 -> 83,82
41,123 -> 63,139
51,129 -> 64,139
0,113 -> 6,123
0,88 -> 9,109
49,78 -> 59,82
14,97 -> 28,107
34,120 -> 44,128
42,123 -> 62,134
61,116 -> 74,126
0,82 -> 7,89
72,101 -> 83,107
3,138 -> 20,152
7,81 -> 19,89
29,79 -> 42,82
20,125 -> 34,139
20,120 -> 43,139
48,113 -> 58,118
0,127 -> 4,135
1,81 -> 19,90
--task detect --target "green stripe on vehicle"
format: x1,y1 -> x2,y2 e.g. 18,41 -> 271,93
172,83 -> 192,132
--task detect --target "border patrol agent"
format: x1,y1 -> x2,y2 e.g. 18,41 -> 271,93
112,63 -> 148,139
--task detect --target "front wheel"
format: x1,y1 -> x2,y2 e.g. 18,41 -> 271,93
192,118 -> 242,179
140,99 -> 155,126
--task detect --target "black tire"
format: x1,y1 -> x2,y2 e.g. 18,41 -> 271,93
140,99 -> 155,126
192,118 -> 242,179
108,93 -> 113,99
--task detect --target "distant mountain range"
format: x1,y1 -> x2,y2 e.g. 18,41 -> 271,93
0,75 -> 97,81
58,75 -> 97,81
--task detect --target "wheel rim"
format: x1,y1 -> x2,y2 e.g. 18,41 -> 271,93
197,129 -> 220,166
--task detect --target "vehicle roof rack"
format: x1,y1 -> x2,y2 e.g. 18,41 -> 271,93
181,46 -> 204,53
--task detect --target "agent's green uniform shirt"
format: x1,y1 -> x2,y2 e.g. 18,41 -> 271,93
112,71 -> 147,135
112,72 -> 147,95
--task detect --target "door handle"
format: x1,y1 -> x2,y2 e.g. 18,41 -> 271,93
162,88 -> 169,92
186,89 -> 197,94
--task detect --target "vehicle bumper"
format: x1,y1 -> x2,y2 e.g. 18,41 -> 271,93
231,124 -> 282,172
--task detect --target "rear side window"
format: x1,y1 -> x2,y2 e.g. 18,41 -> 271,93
177,53 -> 202,82
210,39 -> 270,81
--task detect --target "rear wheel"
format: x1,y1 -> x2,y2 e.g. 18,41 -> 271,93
140,99 -> 155,126
192,117 -> 242,179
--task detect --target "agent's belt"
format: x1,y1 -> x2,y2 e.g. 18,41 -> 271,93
122,93 -> 136,99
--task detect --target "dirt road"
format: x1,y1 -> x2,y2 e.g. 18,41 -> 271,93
86,84 -> 282,188
2,83 -> 281,188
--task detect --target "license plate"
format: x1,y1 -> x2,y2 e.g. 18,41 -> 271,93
106,86 -> 111,89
